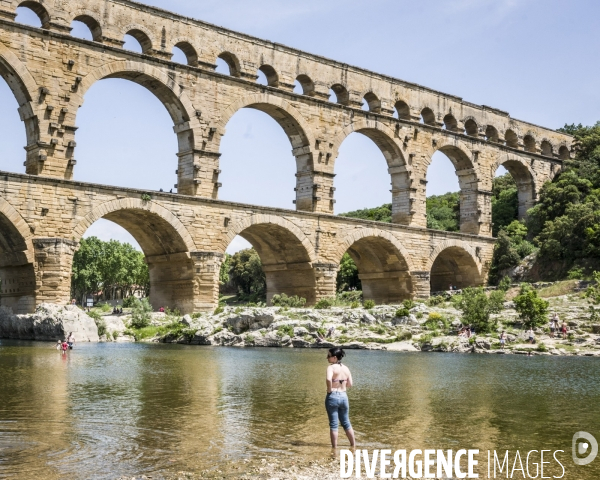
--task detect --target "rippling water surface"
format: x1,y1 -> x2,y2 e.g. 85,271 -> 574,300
0,341 -> 599,479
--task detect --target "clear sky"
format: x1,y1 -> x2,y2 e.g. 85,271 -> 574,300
1,0 -> 598,253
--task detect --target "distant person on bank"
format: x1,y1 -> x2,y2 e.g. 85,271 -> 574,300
325,347 -> 356,449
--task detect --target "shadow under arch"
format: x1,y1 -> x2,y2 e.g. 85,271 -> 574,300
428,241 -> 483,293
218,93 -> 316,211
73,60 -> 201,191
0,197 -> 35,314
494,154 -> 537,219
427,142 -> 481,234
73,199 -> 197,313
223,215 -> 318,305
332,120 -> 412,225
0,43 -> 40,171
335,229 -> 414,304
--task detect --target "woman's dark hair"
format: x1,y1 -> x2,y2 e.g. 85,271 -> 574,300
328,347 -> 345,361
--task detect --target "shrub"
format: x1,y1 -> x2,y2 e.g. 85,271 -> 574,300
363,299 -> 375,309
402,299 -> 415,310
87,309 -> 101,322
271,293 -> 307,308
567,267 -> 584,280
455,287 -> 504,333
244,334 -> 255,344
112,330 -> 118,341
396,331 -> 412,341
514,284 -> 549,329
395,308 -> 410,318
129,298 -> 153,329
315,298 -> 333,310
98,302 -> 112,313
122,296 -> 138,308
585,271 -> 600,304
213,304 -> 225,315
427,295 -> 445,306
277,324 -> 295,337
416,312 -> 423,319
350,301 -> 360,309
418,333 -> 434,345
498,276 -> 512,292
212,326 -> 223,335
338,291 -> 363,303
424,311 -> 449,330
537,342 -> 547,352
94,317 -> 106,336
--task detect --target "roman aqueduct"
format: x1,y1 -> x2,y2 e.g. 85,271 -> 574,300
0,0 -> 573,313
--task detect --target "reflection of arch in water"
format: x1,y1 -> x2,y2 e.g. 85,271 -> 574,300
335,230 -> 414,304
428,241 -> 483,292
224,215 -> 318,305
74,199 -> 197,313
0,197 -> 35,313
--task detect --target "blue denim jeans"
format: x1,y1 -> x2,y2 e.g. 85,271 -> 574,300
325,392 -> 352,431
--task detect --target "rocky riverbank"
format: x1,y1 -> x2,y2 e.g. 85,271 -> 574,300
0,304 -> 99,342
99,289 -> 600,357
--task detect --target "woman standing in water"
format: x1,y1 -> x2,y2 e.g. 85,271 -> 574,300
325,347 -> 356,449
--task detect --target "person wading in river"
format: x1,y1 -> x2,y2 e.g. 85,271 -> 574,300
325,347 -> 356,449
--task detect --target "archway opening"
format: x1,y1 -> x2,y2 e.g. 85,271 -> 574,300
523,134 -> 537,153
216,52 -> 240,77
443,114 -> 458,132
123,30 -> 152,54
294,75 -> 314,96
218,108 -> 298,208
257,65 -> 278,87
335,130 -> 409,224
394,101 -> 411,120
493,160 -> 535,233
430,247 -> 481,293
339,236 -> 413,305
426,151 -> 460,232
0,211 -> 35,314
420,108 -> 436,126
172,42 -> 197,66
71,16 -> 102,42
0,76 -> 27,173
363,92 -> 381,113
15,2 -> 48,28
73,77 -> 179,191
329,84 -> 349,106
485,125 -> 499,143
222,223 -> 316,305
75,208 -> 194,313
464,119 -> 478,137
505,129 -> 519,148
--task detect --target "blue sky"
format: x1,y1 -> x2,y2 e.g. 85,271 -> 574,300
1,0 -> 598,253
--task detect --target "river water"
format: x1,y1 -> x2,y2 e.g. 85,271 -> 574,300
0,340 -> 599,479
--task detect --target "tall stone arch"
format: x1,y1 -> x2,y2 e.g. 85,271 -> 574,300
71,60 -> 204,195
427,240 -> 483,293
217,93 -> 322,212
331,120 -> 413,224
334,228 -> 415,304
72,198 -> 200,312
0,42 -> 40,174
420,138 -> 485,235
0,197 -> 36,313
493,153 -> 539,220
223,214 -> 320,304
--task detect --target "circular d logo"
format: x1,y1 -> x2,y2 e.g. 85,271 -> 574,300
572,432 -> 598,466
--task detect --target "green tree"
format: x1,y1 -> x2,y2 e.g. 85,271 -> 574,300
219,253 -> 231,285
228,248 -> 266,299
491,173 -> 519,236
513,284 -> 549,328
426,192 -> 460,231
336,253 -> 361,292
340,204 -> 392,223
455,287 -> 504,333
129,297 -> 153,329
71,237 -> 149,303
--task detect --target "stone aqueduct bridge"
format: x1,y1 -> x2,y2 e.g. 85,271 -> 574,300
0,0 -> 573,313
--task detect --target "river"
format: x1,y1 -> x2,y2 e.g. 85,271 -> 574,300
0,340 -> 598,479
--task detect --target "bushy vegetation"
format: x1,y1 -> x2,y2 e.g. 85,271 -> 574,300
514,284 -> 549,328
336,253 -> 361,291
314,298 -> 333,309
71,236 -> 149,304
363,299 -> 375,309
455,287 -> 505,333
129,297 -> 153,329
426,192 -> 460,231
489,220 -> 537,284
340,204 -> 392,223
271,293 -> 307,308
